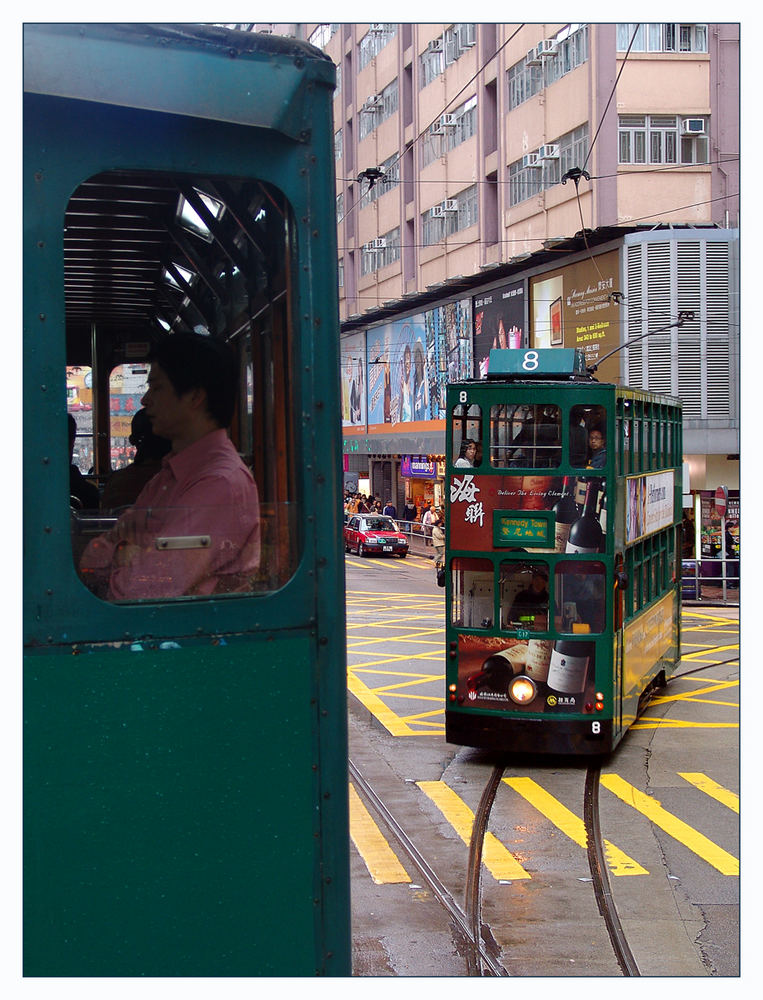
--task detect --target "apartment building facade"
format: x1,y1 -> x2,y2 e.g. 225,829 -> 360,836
259,22 -> 739,552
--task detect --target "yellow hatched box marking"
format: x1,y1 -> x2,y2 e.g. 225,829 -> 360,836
600,773 -> 739,876
503,777 -> 648,876
416,780 -> 531,881
348,783 -> 411,885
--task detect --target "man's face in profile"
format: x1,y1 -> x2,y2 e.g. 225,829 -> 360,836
141,363 -> 195,444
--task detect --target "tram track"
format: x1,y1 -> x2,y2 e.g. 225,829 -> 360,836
348,758 -> 509,977
350,755 -> 644,977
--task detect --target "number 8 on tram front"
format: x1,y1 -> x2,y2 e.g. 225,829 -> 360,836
444,348 -> 682,756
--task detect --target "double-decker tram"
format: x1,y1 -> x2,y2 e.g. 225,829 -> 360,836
24,23 -> 349,975
445,348 -> 683,755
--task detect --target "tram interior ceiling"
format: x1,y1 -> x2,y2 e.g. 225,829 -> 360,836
64,169 -> 284,362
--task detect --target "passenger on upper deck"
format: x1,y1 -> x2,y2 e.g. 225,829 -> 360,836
100,408 -> 171,511
586,425 -> 607,469
80,333 -> 260,600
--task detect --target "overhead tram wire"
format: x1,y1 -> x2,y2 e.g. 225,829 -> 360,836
345,24 -> 526,227
562,22 -> 642,288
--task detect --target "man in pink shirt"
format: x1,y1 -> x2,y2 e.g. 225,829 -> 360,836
80,333 -> 260,600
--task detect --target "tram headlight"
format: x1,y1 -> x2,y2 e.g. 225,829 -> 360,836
508,675 -> 537,705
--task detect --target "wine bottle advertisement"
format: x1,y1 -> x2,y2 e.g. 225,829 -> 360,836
449,473 -> 606,554
455,634 -> 597,713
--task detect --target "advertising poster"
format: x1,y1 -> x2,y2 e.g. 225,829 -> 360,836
530,251 -> 621,382
340,331 -> 367,427
448,471 -> 606,554
625,471 -> 676,544
424,298 -> 472,419
473,280 -> 525,378
366,315 -> 429,427
455,633 -> 598,715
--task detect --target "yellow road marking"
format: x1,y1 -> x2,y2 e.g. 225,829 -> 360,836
417,780 -> 531,881
600,774 -> 739,875
348,783 -> 411,884
678,773 -> 739,813
347,671 -> 440,736
503,777 -> 647,876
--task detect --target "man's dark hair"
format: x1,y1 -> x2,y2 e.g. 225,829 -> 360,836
149,332 -> 239,428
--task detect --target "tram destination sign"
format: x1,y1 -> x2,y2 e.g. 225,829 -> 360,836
493,510 -> 553,547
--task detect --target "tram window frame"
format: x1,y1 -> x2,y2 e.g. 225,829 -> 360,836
570,403 -> 607,470
554,561 -> 607,635
499,560 -> 550,632
489,402 -> 562,469
451,403 -> 483,468
66,168 -> 301,604
450,557 -> 495,629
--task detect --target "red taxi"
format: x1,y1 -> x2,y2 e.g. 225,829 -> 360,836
344,514 -> 409,558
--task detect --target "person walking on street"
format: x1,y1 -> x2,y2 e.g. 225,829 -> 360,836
432,509 -> 445,571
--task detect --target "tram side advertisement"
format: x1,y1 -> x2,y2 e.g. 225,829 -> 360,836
449,471 -> 606,715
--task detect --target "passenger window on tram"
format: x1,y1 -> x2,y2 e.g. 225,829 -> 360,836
554,562 -> 606,634
570,404 -> 607,469
451,558 -> 494,629
68,169 -> 299,603
452,403 -> 482,468
489,404 -> 561,468
500,561 -> 549,632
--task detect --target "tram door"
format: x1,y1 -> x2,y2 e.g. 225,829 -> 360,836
24,25 -> 349,977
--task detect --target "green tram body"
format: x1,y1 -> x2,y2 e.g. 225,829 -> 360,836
23,25 -> 350,976
445,349 -> 682,756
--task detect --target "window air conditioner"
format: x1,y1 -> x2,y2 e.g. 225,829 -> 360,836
440,114 -> 457,128
442,199 -> 458,212
427,38 -> 443,53
522,153 -> 541,169
369,23 -> 384,34
681,118 -> 706,136
370,238 -> 387,250
362,95 -> 382,111
525,48 -> 541,65
429,205 -> 445,218
536,39 -> 558,57
538,144 -> 560,159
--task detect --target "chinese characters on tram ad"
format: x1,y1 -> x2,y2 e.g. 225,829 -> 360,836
449,471 -> 607,715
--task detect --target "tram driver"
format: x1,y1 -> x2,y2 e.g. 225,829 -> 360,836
79,332 -> 260,600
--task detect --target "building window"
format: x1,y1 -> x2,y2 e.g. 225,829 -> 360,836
360,227 -> 401,275
336,193 -> 344,223
421,96 -> 477,167
308,23 -> 339,50
359,154 -> 401,208
358,23 -> 397,70
507,54 -> 543,110
419,24 -> 476,89
544,24 -> 589,85
616,23 -> 707,53
422,185 -> 478,246
338,258 -> 344,288
359,77 -> 399,140
509,124 -> 589,206
507,24 -> 588,108
618,115 -> 709,165
334,128 -> 343,161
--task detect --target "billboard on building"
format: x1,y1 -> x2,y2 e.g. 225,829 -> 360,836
424,298 -> 472,419
473,280 -> 525,377
530,251 -> 622,382
366,315 -> 429,427
340,331 -> 367,427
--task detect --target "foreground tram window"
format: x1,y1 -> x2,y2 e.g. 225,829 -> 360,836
68,170 -> 299,601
